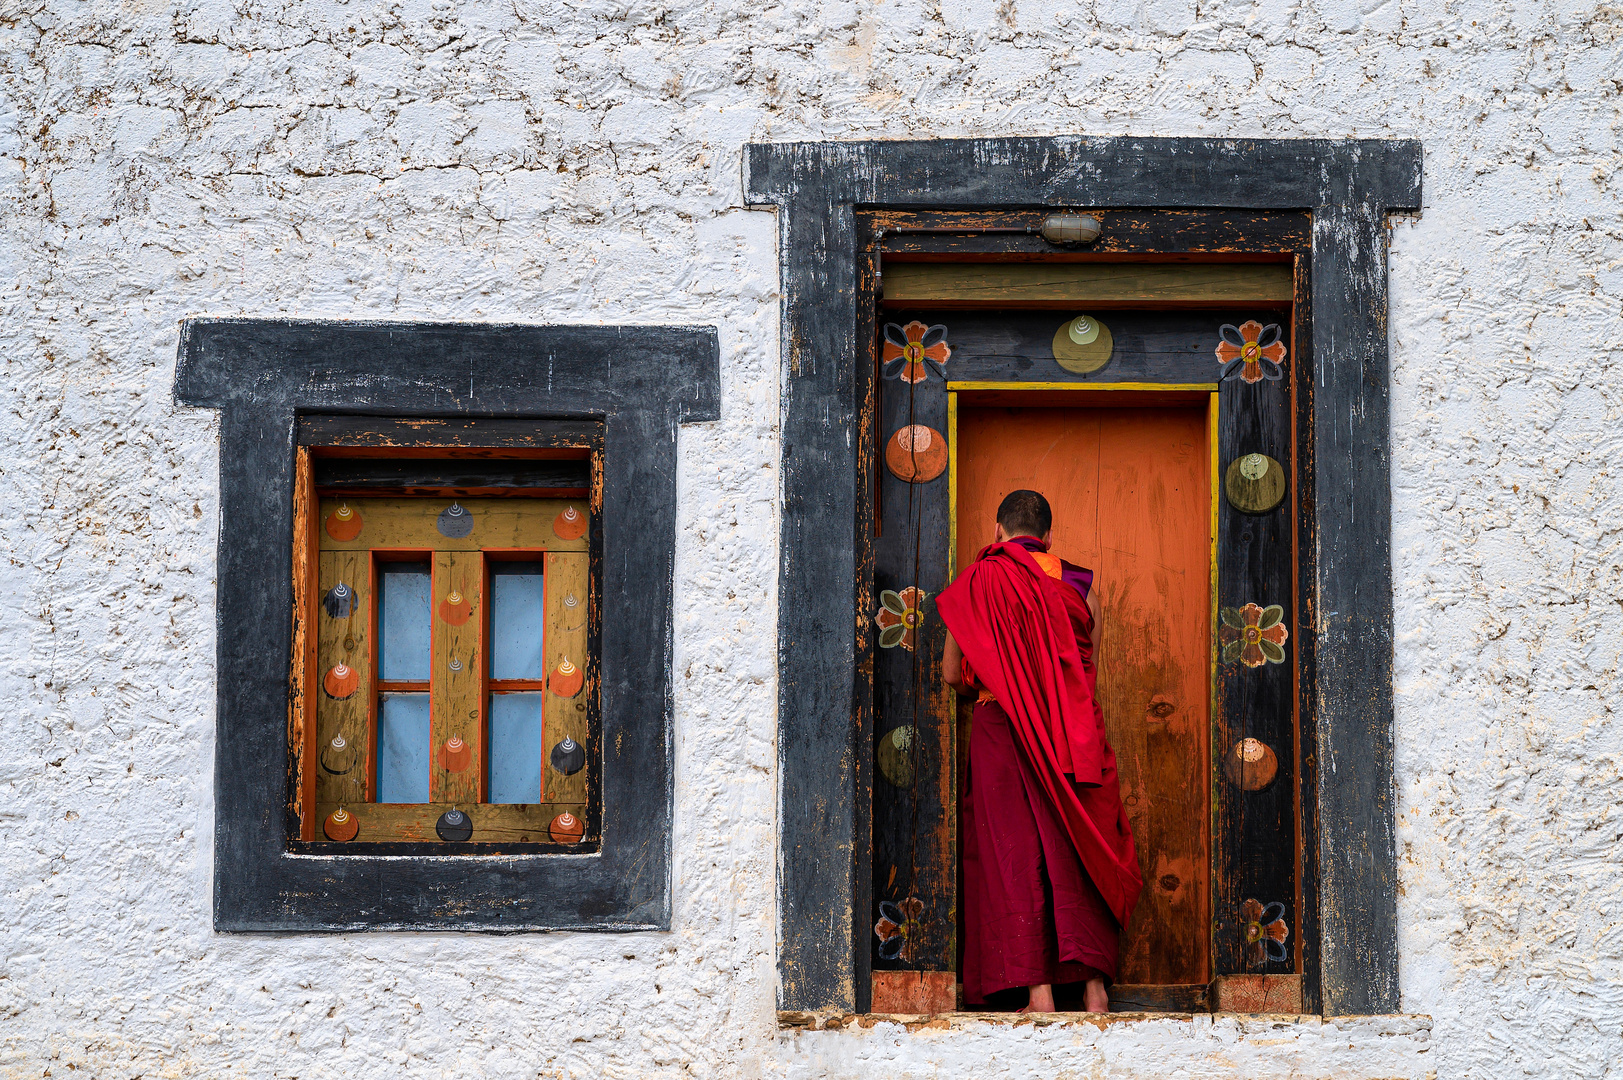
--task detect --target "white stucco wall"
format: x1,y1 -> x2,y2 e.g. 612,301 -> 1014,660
2,0 -> 1619,1075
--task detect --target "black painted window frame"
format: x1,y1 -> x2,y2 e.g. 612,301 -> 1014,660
175,319 -> 719,931
745,137 -> 1423,1016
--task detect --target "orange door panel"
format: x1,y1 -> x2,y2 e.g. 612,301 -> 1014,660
955,404 -> 1212,985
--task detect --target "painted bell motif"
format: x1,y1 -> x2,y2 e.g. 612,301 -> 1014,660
323,581 -> 355,618
549,656 -> 584,698
436,501 -> 474,538
324,503 -> 363,541
323,662 -> 360,699
549,811 -> 584,844
438,589 -> 473,626
552,505 -> 587,540
550,736 -> 586,776
323,806 -> 358,842
320,733 -> 358,775
435,808 -> 473,842
437,735 -> 473,773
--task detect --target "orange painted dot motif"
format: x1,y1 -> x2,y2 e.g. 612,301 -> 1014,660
324,503 -> 363,541
437,736 -> 473,773
324,806 -> 359,842
549,812 -> 585,844
553,505 -> 587,540
549,656 -> 584,698
323,662 -> 360,699
438,590 -> 473,626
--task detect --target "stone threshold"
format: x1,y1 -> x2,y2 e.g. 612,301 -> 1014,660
777,1010 -> 1433,1033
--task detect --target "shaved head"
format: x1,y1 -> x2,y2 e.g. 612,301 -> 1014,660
996,489 -> 1052,539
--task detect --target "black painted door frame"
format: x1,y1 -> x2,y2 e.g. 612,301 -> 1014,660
745,137 -> 1423,1017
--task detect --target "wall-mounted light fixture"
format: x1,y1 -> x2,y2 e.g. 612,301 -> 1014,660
1040,212 -> 1102,246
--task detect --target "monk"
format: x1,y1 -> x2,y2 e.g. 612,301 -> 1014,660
938,490 -> 1142,1013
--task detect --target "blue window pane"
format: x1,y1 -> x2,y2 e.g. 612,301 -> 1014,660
377,693 -> 430,803
488,693 -> 544,804
490,562 -> 547,680
378,562 -> 431,681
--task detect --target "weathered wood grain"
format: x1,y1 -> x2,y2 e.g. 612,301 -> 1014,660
870,209 -> 1311,256
314,457 -> 590,495
431,550 -> 483,804
318,497 -> 588,552
901,309 -> 1283,386
1212,311 -> 1300,979
543,551 -> 590,806
314,550 -> 371,807
1311,205 -> 1398,1015
314,801 -> 586,845
745,137 -> 1422,212
291,447 -> 319,839
870,353 -> 955,976
884,262 -> 1294,307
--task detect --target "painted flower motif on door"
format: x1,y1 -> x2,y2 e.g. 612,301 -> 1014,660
1219,602 -> 1288,667
875,896 -> 925,962
876,587 -> 927,651
1241,898 -> 1290,966
1216,320 -> 1287,383
883,321 -> 951,383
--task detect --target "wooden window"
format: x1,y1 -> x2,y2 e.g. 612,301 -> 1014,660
176,319 -> 718,931
297,447 -> 597,848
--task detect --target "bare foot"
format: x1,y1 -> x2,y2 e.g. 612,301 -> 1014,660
1018,983 -> 1056,1013
1082,976 -> 1109,1014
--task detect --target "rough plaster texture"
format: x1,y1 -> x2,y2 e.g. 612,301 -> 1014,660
0,0 -> 1617,1075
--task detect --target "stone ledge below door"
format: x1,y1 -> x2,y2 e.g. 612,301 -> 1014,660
772,1012 -> 1436,1080
779,1009 -> 1433,1033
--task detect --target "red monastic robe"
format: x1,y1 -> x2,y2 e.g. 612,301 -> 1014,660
937,535 -> 1142,1002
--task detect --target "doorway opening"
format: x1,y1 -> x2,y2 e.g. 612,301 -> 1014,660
952,395 -> 1215,1001
861,221 -> 1307,1016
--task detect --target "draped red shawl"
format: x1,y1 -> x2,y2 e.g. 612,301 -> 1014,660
937,539 -> 1143,930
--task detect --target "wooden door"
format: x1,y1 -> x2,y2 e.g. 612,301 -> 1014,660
954,403 -> 1212,985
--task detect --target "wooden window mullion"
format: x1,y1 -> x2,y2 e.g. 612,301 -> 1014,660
313,549 -> 372,814
543,550 -> 589,809
431,550 -> 484,804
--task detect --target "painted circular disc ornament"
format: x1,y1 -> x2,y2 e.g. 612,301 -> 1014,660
439,590 -> 473,626
321,733 -> 358,775
323,806 -> 359,842
1052,315 -> 1114,374
877,725 -> 915,789
323,662 -> 360,700
437,736 -> 473,773
435,808 -> 473,842
323,582 -> 355,619
884,425 -> 948,484
549,657 -> 584,698
436,502 -> 474,538
1223,737 -> 1280,792
1224,453 -> 1286,515
325,504 -> 363,541
551,736 -> 587,776
549,811 -> 585,844
553,505 -> 588,540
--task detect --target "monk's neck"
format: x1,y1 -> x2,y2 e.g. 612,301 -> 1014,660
1002,534 -> 1049,553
